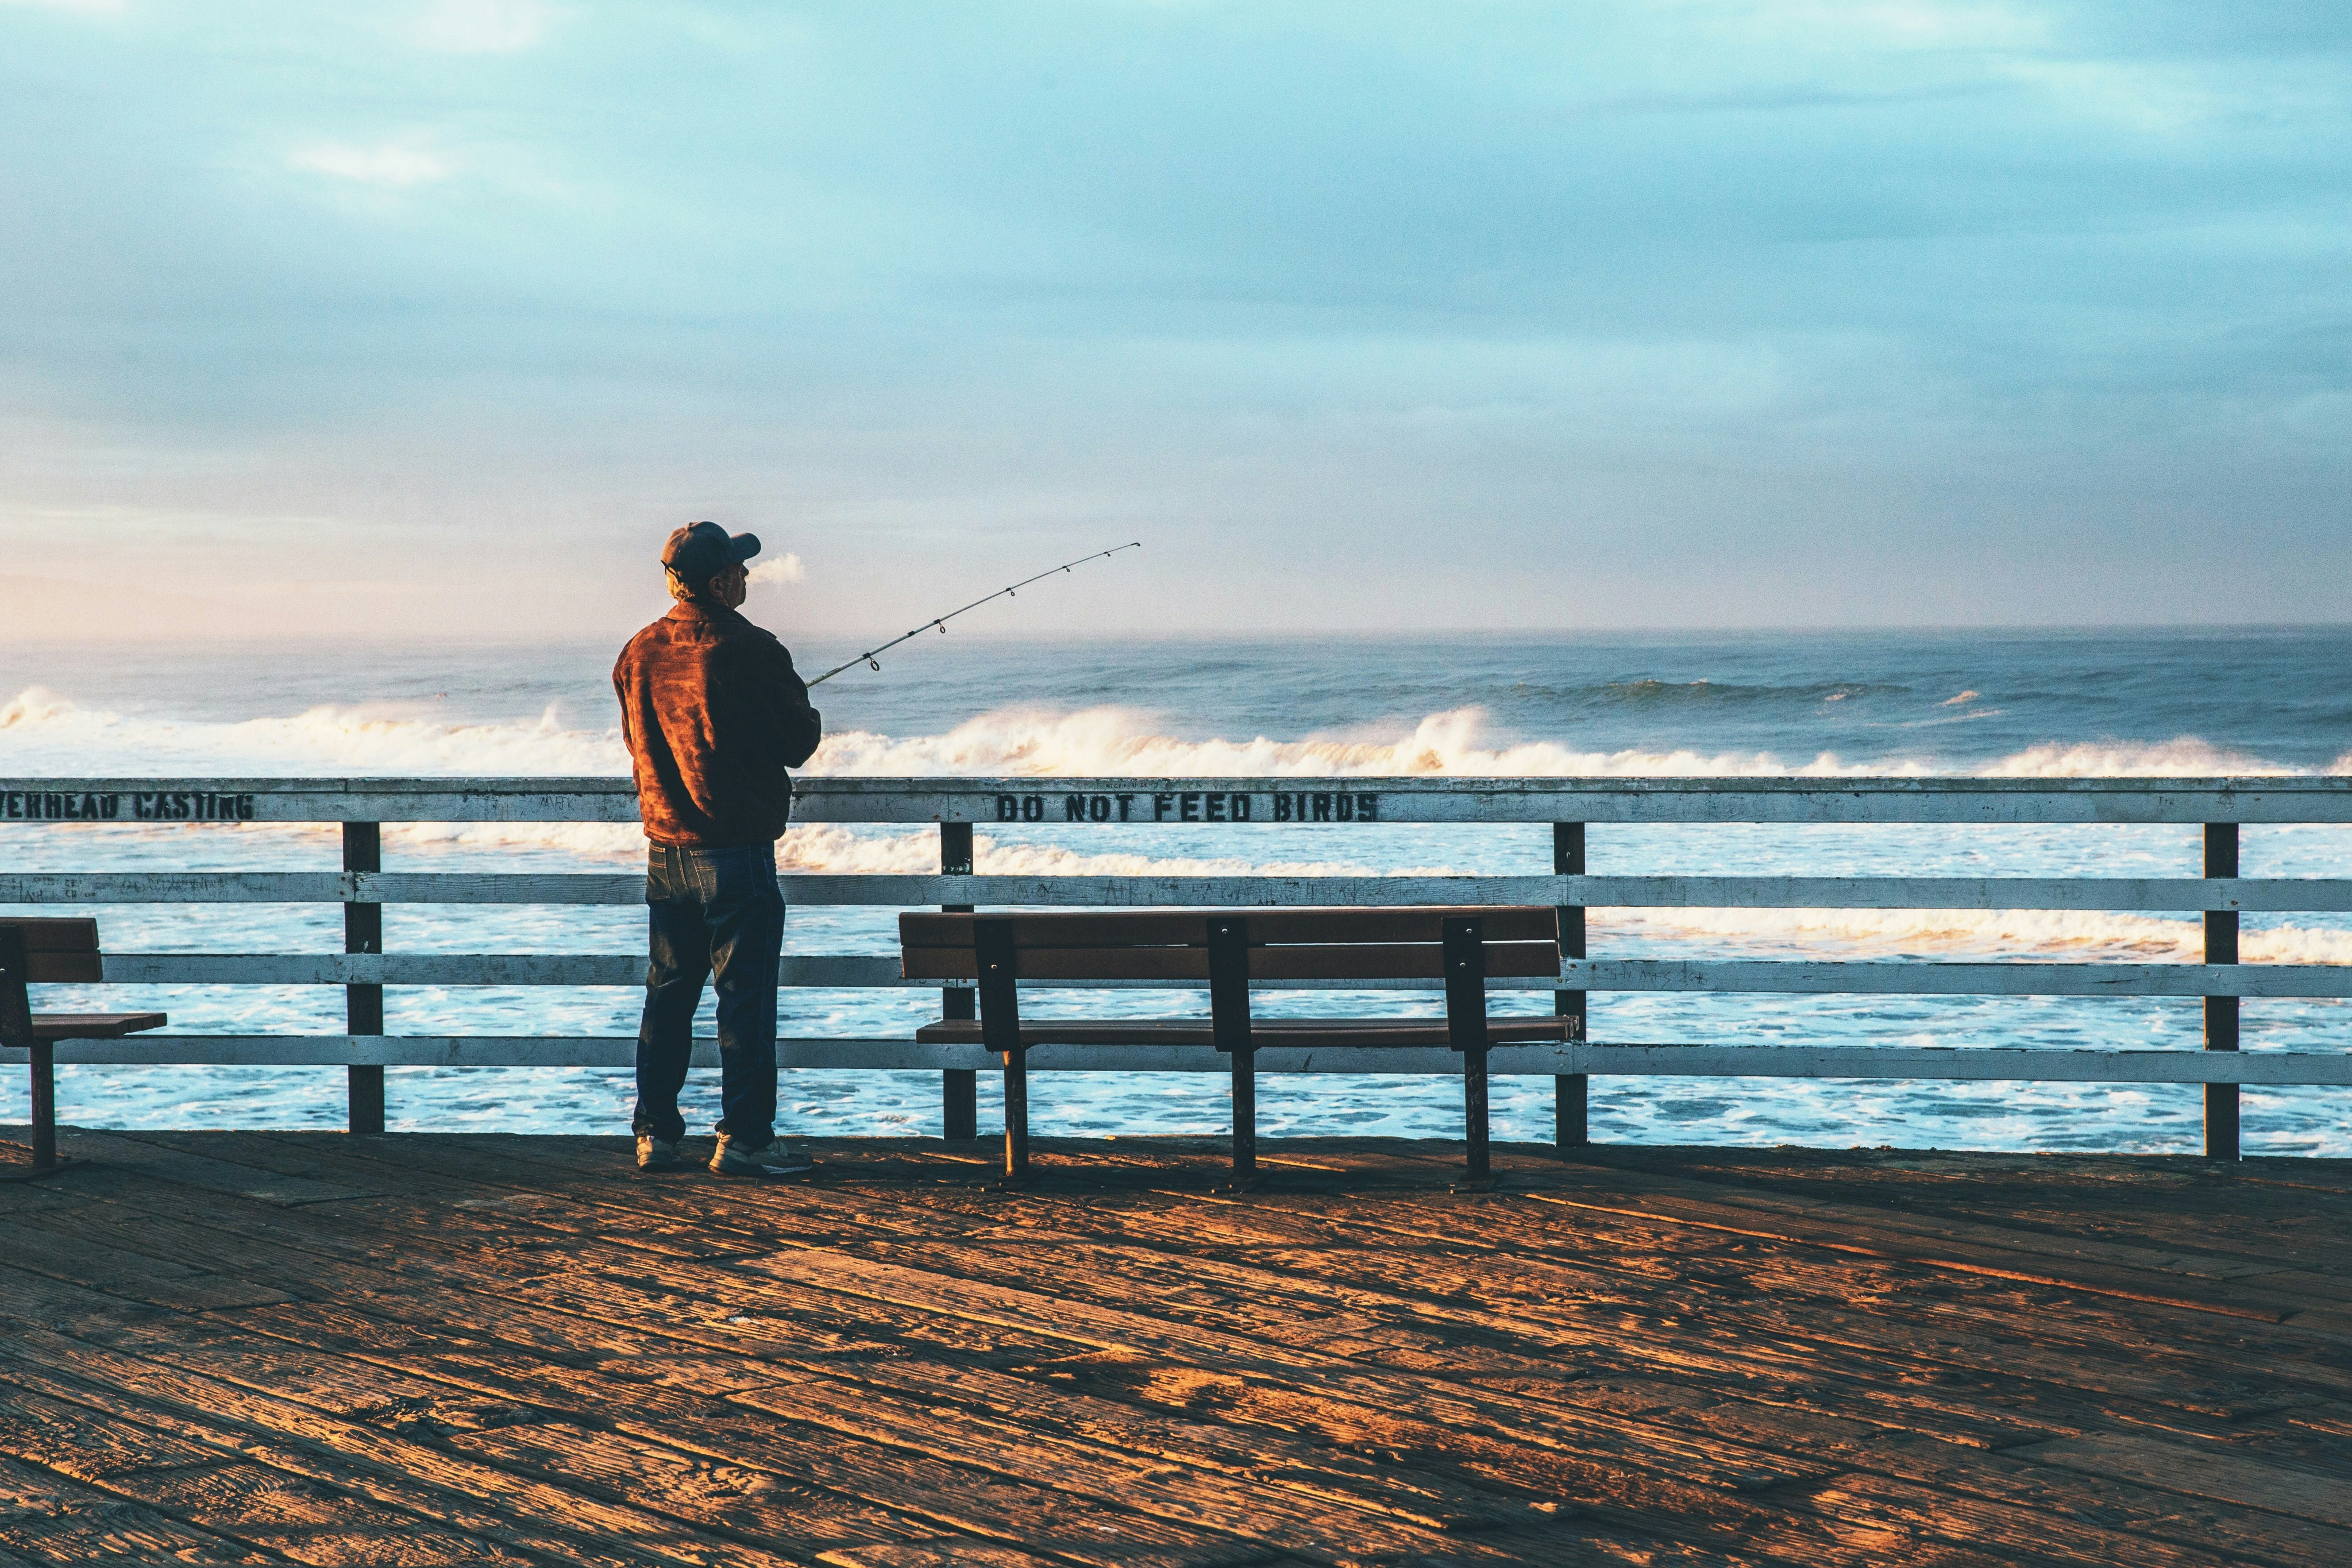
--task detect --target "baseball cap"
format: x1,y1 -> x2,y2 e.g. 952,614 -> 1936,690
661,521 -> 761,582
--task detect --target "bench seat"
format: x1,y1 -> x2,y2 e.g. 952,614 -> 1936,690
915,1017 -> 1572,1049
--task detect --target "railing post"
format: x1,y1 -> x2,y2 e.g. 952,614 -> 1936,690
2204,822 -> 2239,1161
1554,822 -> 1587,1151
344,822 -> 385,1136
939,821 -> 978,1141
1208,915 -> 1256,1186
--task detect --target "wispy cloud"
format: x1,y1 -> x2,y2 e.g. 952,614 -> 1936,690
2002,58 -> 2223,133
1710,0 -> 2049,51
413,0 -> 559,54
748,553 -> 806,587
287,138 -> 449,188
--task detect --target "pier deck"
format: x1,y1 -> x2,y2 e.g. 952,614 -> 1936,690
1,1133 -> 2348,1566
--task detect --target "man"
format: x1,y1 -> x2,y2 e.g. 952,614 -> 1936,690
614,522 -> 823,1175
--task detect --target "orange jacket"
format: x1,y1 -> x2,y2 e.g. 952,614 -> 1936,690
614,601 -> 822,847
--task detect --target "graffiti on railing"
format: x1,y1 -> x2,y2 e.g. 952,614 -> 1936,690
2,790 -> 257,822
996,789 -> 1384,823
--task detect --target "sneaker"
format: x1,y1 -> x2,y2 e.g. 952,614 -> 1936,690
636,1134 -> 683,1172
708,1134 -> 813,1177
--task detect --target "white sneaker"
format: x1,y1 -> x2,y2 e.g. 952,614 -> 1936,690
636,1135 -> 683,1172
708,1134 -> 813,1177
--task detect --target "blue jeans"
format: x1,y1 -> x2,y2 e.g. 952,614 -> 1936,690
634,843 -> 784,1146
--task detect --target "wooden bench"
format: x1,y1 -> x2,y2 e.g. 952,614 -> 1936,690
0,918 -> 167,1178
901,907 -> 1567,1187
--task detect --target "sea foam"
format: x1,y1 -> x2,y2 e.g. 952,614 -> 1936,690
3,688 -> 2334,781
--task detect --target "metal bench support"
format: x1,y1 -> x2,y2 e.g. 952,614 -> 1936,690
1444,915 -> 1491,1185
975,917 -> 1026,1184
1207,915 -> 1255,1185
0,926 -> 54,1173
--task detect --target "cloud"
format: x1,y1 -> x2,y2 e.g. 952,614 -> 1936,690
6,2 -> 2352,636
747,553 -> 806,587
414,0 -> 558,53
1709,0 -> 2049,51
286,139 -> 449,188
2000,58 -> 2222,132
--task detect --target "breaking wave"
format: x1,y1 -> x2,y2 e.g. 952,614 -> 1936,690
0,688 -> 624,776
10,689 -> 2335,781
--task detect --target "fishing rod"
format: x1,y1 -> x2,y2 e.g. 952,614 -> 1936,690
807,542 -> 1143,686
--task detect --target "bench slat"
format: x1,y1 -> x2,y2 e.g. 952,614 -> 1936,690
903,940 -> 1561,982
30,1011 -> 168,1041
914,1017 -> 1572,1048
898,907 -> 1558,948
24,953 -> 103,983
0,918 -> 101,953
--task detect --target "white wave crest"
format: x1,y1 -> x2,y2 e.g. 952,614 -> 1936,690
1979,738 -> 2294,778
0,688 -> 2324,781
1,688 -> 625,776
810,706 -> 1895,778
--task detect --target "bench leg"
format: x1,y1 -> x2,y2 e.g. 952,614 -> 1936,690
1463,1046 -> 1490,1184
30,1042 -> 55,1172
1229,1046 -> 1256,1183
1001,1048 -> 1029,1183
1205,914 -> 1256,1189
974,917 -> 1025,1185
1441,917 -> 1493,1187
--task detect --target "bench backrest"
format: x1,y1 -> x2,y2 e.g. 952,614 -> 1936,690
899,907 -> 1560,981
0,918 -> 102,983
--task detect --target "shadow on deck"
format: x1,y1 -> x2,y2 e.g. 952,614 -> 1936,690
2,1130 -> 2349,1566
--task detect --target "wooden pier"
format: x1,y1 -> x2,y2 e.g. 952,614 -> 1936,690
3,1131 -> 2349,1565
11,774 -> 2352,1166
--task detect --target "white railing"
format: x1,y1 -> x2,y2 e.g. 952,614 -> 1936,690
6,775 -> 2351,1154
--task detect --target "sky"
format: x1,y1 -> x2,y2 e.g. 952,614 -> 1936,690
1,0 -> 2347,641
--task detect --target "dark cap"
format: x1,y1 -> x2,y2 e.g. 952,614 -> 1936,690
661,521 -> 761,583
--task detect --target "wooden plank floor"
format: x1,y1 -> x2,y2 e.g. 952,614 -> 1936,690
2,1131 -> 2349,1566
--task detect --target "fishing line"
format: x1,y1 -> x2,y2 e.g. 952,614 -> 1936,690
806,542 -> 1142,686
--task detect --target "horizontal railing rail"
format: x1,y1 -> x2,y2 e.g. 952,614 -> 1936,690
7,1037 -> 2348,1083
6,871 -> 2352,910
6,775 -> 2349,1157
10,774 -> 2352,823
35,953 -> 2352,997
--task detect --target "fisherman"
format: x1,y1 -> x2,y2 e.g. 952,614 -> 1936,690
614,522 -> 823,1176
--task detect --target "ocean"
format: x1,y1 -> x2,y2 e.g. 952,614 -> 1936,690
4,626 -> 2349,1154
